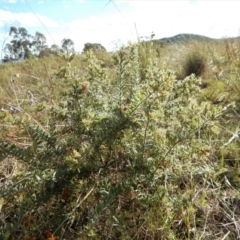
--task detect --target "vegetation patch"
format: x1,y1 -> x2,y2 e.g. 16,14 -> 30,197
0,30 -> 240,239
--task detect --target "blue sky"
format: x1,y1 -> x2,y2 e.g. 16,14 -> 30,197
0,0 -> 240,53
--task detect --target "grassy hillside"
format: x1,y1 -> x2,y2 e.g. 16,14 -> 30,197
0,38 -> 240,239
158,33 -> 217,44
157,33 -> 240,45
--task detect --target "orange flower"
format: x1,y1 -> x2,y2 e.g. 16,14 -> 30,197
61,187 -> 70,201
82,85 -> 87,91
25,235 -> 37,240
95,192 -> 101,201
131,190 -> 137,198
33,113 -> 42,120
48,234 -> 56,240
66,147 -> 73,151
48,235 -> 57,240
7,131 -> 16,137
46,230 -> 56,240
121,105 -> 128,111
142,151 -> 148,156
24,215 -> 35,229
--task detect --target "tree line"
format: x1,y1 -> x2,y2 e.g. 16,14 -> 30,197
2,26 -> 106,63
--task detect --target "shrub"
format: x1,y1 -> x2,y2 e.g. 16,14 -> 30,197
180,50 -> 206,79
0,43 -> 234,239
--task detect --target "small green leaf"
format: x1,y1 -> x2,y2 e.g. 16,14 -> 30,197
0,112 -> 6,119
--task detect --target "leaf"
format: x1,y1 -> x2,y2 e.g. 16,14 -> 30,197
0,112 -> 6,119
210,125 -> 221,135
99,190 -> 109,196
35,175 -> 41,181
0,198 -> 4,212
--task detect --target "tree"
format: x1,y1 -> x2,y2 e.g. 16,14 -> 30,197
3,26 -> 32,62
38,44 -> 60,58
38,48 -> 58,58
31,31 -> 47,56
50,44 -> 60,53
83,43 -> 106,53
2,26 -> 48,62
2,43 -> 14,62
61,38 -> 74,53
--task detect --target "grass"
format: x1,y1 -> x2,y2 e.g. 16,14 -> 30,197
0,38 -> 240,239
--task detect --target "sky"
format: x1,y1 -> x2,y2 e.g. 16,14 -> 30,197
0,0 -> 240,54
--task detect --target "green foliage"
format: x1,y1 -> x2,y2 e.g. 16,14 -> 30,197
0,41 -> 238,239
61,38 -> 75,54
2,26 -> 75,62
3,27 -> 47,62
83,43 -> 106,53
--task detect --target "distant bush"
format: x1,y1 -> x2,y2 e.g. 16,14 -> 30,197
180,50 -> 206,79
83,43 -> 106,53
38,47 -> 59,58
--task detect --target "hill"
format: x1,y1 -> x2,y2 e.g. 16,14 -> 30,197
157,33 -> 240,44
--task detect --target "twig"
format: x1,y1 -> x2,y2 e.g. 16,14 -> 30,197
221,231 -> 230,240
141,112 -> 150,159
54,187 -> 95,238
75,187 -> 94,209
222,131 -> 239,148
199,210 -> 210,240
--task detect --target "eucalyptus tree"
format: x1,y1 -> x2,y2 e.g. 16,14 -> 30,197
3,26 -> 33,62
31,31 -> 48,56
2,26 -> 48,62
61,38 -> 75,53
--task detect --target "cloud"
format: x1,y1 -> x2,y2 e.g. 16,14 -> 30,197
0,9 -> 59,28
123,1 -> 240,38
0,32 -> 7,43
45,0 -> 236,52
74,0 -> 86,2
1,0 -> 17,3
1,0 -> 240,54
52,12 -> 137,52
